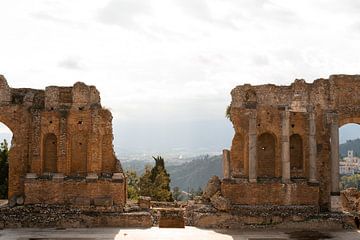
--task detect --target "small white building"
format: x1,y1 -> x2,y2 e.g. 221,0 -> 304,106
339,150 -> 360,175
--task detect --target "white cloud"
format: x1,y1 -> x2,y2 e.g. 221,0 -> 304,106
58,57 -> 83,70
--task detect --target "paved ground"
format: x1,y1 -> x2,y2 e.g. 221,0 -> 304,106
0,227 -> 359,240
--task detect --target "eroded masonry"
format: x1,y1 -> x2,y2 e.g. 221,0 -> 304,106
222,74 -> 360,211
0,75 -> 126,207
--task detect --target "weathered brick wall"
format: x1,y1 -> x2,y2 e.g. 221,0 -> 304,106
0,74 -> 125,206
228,75 -> 360,210
0,205 -> 152,228
221,181 -> 319,205
24,178 -> 126,206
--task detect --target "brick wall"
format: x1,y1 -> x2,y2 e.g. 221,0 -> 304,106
221,181 -> 319,205
24,178 -> 126,206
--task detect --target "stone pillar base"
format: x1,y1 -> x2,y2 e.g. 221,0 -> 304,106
330,195 -> 342,212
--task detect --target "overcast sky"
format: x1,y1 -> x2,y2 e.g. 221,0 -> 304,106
1,0 -> 360,155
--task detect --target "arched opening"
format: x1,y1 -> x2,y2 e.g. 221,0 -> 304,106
339,123 -> 360,190
71,133 -> 88,176
42,133 -> 58,173
257,132 -> 276,178
290,134 -> 303,177
0,122 -> 13,201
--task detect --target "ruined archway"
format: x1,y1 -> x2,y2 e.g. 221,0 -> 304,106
0,123 -> 13,200
0,108 -> 27,202
338,123 -> 360,188
257,132 -> 276,178
223,75 -> 360,210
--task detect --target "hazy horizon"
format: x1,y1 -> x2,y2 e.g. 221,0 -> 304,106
0,122 -> 359,160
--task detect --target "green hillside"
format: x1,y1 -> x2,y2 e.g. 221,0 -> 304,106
167,155 -> 222,191
340,138 -> 360,157
123,155 -> 223,191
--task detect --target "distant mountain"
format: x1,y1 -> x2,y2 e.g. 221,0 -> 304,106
340,138 -> 360,157
122,155 -> 223,191
167,155 -> 223,191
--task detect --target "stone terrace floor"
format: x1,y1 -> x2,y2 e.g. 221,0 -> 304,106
1,227 -> 359,240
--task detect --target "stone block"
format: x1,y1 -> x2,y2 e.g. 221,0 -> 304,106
8,196 -> 16,207
159,209 -> 185,228
16,196 -> 24,205
138,196 -> 151,209
112,172 -> 125,183
331,195 -> 342,212
74,197 -> 91,206
52,173 -> 65,181
210,192 -> 230,211
86,173 -> 98,180
25,173 -> 37,180
94,196 -> 113,207
203,176 -> 221,200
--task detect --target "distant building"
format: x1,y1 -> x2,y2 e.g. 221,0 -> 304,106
339,150 -> 360,175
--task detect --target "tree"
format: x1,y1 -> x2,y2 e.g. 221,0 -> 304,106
139,156 -> 173,202
138,164 -> 153,197
0,139 -> 9,199
126,170 -> 140,200
341,174 -> 360,190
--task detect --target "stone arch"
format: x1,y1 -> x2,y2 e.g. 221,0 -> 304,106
339,117 -> 360,128
257,132 -> 276,178
71,133 -> 88,176
42,133 -> 58,173
290,134 -> 303,174
230,132 -> 245,177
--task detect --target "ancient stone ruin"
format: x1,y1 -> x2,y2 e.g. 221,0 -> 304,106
0,75 -> 126,207
1,73 -> 359,229
222,74 -> 360,212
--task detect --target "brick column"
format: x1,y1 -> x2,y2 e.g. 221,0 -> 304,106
248,111 -> 257,182
222,149 -> 231,179
308,109 -> 318,183
281,108 -> 290,183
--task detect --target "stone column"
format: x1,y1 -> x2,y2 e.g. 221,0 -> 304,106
248,111 -> 257,182
222,149 -> 231,179
281,108 -> 290,183
308,109 -> 318,183
330,113 -> 341,211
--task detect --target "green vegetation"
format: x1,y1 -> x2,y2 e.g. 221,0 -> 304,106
340,174 -> 360,190
0,140 -> 9,199
126,170 -> 140,200
225,105 -> 231,120
127,156 -> 173,201
123,155 -> 223,192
